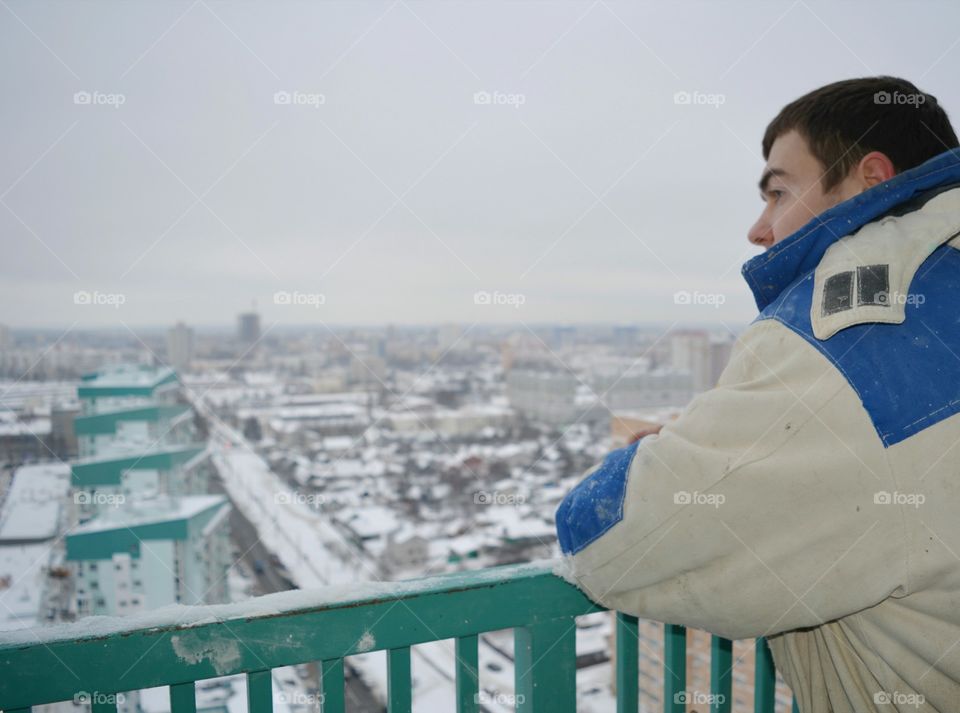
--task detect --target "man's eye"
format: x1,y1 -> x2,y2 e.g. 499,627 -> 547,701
769,190 -> 784,202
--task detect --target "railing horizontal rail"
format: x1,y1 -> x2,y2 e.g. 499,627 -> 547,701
0,559 -> 599,710
0,558 -> 793,712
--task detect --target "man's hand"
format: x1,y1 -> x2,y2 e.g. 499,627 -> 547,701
629,424 -> 663,443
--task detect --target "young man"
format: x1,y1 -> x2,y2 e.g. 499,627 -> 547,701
556,77 -> 960,712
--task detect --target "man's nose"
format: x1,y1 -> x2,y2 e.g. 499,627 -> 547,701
748,215 -> 774,248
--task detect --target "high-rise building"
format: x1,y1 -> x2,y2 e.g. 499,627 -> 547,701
166,322 -> 195,373
437,323 -> 463,352
237,310 -> 261,354
552,325 -> 577,350
612,325 -> 640,350
506,367 -> 578,425
68,494 -> 230,617
591,368 -> 693,411
66,364 -> 228,622
669,329 -> 712,393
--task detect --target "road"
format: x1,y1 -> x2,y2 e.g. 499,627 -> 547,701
210,473 -> 386,712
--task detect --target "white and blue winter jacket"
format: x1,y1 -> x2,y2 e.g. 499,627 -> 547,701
556,148 -> 960,713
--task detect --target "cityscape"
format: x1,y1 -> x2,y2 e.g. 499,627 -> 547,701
0,313 -> 794,711
4,1 -> 948,711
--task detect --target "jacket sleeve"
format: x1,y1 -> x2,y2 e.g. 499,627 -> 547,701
554,318 -> 910,640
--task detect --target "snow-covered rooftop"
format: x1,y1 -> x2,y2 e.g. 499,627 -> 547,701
0,462 -> 70,542
81,364 -> 176,388
71,495 -> 227,534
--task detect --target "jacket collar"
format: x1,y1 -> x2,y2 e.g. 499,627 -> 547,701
741,147 -> 960,312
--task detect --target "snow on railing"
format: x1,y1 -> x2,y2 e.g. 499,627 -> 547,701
0,559 -> 788,713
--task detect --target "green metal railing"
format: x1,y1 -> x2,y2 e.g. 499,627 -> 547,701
0,560 -> 797,713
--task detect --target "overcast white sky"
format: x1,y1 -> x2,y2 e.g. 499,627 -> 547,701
2,0 -> 959,328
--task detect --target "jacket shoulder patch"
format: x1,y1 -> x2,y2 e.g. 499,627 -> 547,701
810,188 -> 960,340
857,264 -> 891,306
821,270 -> 855,315
759,243 -> 960,447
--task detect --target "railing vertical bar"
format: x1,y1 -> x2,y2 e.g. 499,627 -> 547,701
663,624 -> 686,713
616,612 -> 639,713
455,634 -> 479,713
247,670 -> 273,713
169,682 -> 197,713
754,638 -> 776,713
514,617 -> 576,713
710,636 -> 732,713
387,646 -> 412,713
320,657 -> 345,713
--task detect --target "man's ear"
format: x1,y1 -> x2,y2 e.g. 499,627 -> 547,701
857,151 -> 896,189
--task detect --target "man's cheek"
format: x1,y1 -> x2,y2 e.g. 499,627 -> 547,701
773,202 -> 807,242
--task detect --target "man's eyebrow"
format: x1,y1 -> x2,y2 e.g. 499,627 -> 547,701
758,167 -> 788,194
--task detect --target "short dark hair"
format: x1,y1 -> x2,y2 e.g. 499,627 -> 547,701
762,76 -> 960,191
